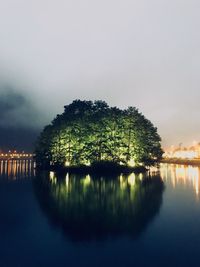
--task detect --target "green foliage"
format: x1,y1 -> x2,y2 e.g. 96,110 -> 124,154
34,172 -> 164,241
35,100 -> 163,167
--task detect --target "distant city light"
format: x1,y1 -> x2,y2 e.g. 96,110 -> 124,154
0,151 -> 34,159
164,142 -> 200,160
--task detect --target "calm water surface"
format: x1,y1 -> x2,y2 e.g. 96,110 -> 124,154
1,160 -> 200,267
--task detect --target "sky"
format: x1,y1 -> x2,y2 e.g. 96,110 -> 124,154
0,0 -> 200,150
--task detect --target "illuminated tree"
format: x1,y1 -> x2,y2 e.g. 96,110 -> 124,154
35,100 -> 163,167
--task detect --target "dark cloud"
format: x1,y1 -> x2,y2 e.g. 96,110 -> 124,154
0,88 -> 24,116
0,86 -> 43,151
0,127 -> 40,152
0,86 -> 41,129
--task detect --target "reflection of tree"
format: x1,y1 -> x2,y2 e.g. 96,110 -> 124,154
34,172 -> 164,242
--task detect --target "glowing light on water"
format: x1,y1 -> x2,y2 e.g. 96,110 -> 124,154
161,164 -> 200,199
0,160 -> 34,179
119,175 -> 123,183
50,171 -> 57,184
50,171 -> 55,180
128,173 -> 136,186
119,174 -> 127,189
139,173 -> 143,181
83,175 -> 91,186
195,177 -> 199,196
65,173 -> 69,188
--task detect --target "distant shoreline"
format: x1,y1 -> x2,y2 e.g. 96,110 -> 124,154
161,158 -> 200,166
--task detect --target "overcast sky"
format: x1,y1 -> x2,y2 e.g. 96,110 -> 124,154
0,0 -> 200,149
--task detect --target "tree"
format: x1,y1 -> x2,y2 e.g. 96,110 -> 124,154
35,100 -> 163,167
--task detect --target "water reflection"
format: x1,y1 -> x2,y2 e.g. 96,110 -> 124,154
160,164 -> 200,198
0,160 -> 35,179
34,172 -> 164,242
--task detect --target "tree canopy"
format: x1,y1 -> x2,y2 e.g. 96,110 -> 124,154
35,100 -> 163,168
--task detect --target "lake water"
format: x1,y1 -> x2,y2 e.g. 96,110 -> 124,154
1,160 -> 200,267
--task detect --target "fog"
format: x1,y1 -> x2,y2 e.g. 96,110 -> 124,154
0,0 -> 200,149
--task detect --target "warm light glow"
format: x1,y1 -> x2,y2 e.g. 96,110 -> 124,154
128,159 -> 135,167
164,142 -> 200,160
119,174 -> 127,189
83,175 -> 91,186
139,173 -> 143,181
65,173 -> 69,187
50,171 -> 55,180
49,171 -> 57,184
0,151 -> 34,159
161,164 -> 200,198
128,173 -> 136,186
65,161 -> 70,167
192,139 -> 197,145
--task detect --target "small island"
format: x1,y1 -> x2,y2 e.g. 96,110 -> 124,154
35,100 -> 163,173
